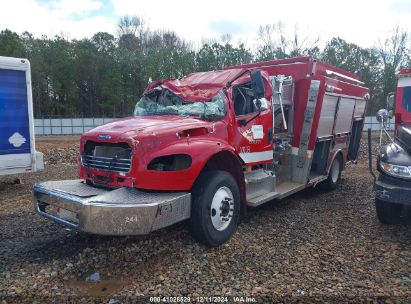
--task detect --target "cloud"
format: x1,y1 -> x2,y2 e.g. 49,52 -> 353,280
0,0 -> 116,39
41,0 -> 103,16
209,20 -> 251,36
110,0 -> 410,48
0,0 -> 409,48
390,0 -> 411,14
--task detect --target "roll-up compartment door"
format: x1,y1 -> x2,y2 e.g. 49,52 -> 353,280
354,99 -> 366,118
317,94 -> 338,138
334,97 -> 355,135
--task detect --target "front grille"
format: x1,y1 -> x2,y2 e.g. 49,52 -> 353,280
81,141 -> 132,173
81,155 -> 131,173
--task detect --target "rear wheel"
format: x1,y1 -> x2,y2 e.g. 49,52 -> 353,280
375,199 -> 402,224
320,154 -> 342,190
189,170 -> 240,247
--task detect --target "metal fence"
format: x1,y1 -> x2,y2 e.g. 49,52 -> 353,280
34,116 -> 393,136
364,116 -> 394,131
35,118 -> 116,135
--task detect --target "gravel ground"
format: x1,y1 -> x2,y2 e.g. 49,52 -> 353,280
0,136 -> 410,303
35,136 -> 80,165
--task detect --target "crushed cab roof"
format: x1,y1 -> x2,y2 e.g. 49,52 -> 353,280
144,68 -> 246,101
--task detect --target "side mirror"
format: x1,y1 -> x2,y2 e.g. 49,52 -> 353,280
253,97 -> 268,111
386,93 -> 395,110
250,71 -> 265,100
376,109 -> 389,124
376,108 -> 395,145
255,98 -> 262,112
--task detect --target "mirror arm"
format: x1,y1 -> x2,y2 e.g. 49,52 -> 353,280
239,109 -> 261,126
382,122 -> 394,143
379,120 -> 397,151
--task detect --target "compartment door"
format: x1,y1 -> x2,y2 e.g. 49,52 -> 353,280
348,119 -> 364,160
333,97 -> 356,135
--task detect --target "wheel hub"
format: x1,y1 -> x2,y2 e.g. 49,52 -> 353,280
220,198 -> 231,217
210,186 -> 234,231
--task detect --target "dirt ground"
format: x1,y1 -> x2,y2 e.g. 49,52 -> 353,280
0,136 -> 410,303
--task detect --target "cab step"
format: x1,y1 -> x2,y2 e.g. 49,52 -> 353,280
246,191 -> 280,207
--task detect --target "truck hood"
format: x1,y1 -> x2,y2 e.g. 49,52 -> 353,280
84,115 -> 215,138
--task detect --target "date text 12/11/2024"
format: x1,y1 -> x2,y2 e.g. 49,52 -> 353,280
149,296 -> 257,303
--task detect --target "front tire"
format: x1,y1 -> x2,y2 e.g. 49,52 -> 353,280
189,170 -> 240,247
375,199 -> 402,224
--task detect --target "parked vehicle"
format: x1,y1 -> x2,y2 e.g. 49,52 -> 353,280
33,56 -> 369,246
0,56 -> 43,176
368,68 -> 411,224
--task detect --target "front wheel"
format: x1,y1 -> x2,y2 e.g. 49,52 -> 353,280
375,199 -> 402,224
189,170 -> 241,247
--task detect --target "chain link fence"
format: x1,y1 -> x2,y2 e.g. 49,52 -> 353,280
34,117 -> 117,135
34,116 -> 393,136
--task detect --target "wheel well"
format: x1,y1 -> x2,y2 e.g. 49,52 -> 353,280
199,151 -> 246,204
329,150 -> 344,173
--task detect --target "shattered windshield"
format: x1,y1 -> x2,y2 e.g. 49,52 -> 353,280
134,88 -> 226,121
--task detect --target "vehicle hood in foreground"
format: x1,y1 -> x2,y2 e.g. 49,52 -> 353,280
84,115 -> 217,139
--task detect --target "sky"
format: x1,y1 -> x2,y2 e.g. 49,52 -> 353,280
0,0 -> 410,49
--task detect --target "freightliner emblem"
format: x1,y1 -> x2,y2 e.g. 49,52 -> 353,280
98,134 -> 111,140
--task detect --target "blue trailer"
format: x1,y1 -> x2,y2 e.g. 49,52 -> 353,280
0,56 -> 43,175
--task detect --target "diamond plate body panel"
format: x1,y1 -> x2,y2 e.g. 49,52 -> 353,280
245,169 -> 276,201
41,180 -> 107,197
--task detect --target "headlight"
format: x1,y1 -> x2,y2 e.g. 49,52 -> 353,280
379,161 -> 411,179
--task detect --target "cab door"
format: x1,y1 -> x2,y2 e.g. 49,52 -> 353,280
231,75 -> 273,165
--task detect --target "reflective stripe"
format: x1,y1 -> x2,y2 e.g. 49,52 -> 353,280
239,151 -> 273,163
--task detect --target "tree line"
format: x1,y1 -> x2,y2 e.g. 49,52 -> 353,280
0,17 -> 409,117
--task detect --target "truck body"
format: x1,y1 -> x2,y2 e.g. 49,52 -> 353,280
371,68 -> 411,224
33,56 -> 369,246
0,56 -> 43,175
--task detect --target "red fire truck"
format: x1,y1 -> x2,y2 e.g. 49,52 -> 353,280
34,57 -> 369,247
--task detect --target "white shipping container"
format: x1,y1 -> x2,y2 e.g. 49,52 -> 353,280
0,56 -> 44,175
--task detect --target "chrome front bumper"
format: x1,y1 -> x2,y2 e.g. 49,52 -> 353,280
33,180 -> 191,235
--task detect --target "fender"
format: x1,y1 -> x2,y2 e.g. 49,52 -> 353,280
196,147 -> 246,204
134,139 -> 242,191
